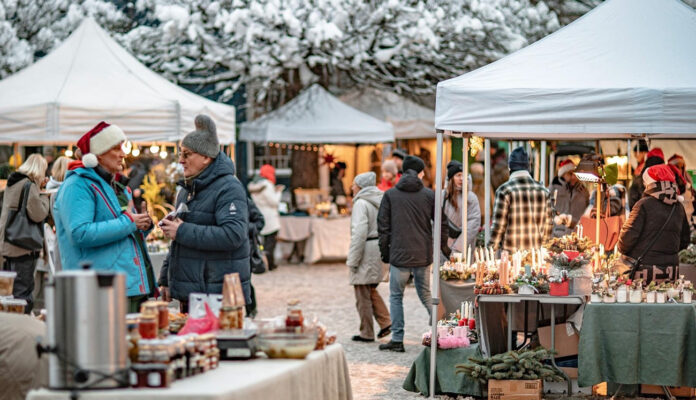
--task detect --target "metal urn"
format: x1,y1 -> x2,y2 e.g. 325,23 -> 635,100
45,266 -> 128,389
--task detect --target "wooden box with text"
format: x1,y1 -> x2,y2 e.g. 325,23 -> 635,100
488,379 -> 542,400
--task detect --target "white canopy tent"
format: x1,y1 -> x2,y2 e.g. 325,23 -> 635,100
428,0 -> 696,396
0,18 -> 236,144
240,84 -> 394,144
339,88 -> 434,139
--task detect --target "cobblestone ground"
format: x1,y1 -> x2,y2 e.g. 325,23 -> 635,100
252,262 -> 436,400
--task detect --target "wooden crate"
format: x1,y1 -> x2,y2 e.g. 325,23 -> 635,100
488,379 -> 542,400
641,384 -> 696,398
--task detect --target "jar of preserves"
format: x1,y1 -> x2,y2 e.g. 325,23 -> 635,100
139,315 -> 158,339
285,299 -> 304,333
156,302 -> 169,335
140,301 -> 159,318
137,340 -> 153,363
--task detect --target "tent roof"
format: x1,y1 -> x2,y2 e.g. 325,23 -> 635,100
435,0 -> 696,139
0,18 -> 235,144
240,84 -> 394,144
339,88 -> 434,139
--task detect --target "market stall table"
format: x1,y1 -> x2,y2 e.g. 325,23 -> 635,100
403,344 -> 483,397
578,303 -> 696,389
28,344 -> 352,400
278,216 -> 351,264
477,294 -> 585,394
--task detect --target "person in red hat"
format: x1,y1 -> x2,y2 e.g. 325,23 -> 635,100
618,164 -> 690,283
549,159 -> 589,237
628,147 -> 665,210
669,154 -> 696,229
247,164 -> 283,271
53,122 -> 154,311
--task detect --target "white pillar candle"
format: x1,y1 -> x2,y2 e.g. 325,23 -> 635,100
467,246 -> 472,268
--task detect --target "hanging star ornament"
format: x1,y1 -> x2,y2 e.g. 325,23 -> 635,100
322,152 -> 336,167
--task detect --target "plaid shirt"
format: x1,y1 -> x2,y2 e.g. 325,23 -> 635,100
490,170 -> 553,252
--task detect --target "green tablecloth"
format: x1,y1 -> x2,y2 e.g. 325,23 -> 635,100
578,303 -> 696,388
403,344 -> 482,397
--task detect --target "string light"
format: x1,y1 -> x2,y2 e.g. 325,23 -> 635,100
65,147 -> 73,157
150,144 -> 160,153
300,145 -> 306,151
122,141 -> 132,155
132,148 -> 141,157
469,136 -> 484,157
281,144 -> 287,149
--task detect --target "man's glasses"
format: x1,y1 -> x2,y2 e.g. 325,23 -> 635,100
179,149 -> 195,160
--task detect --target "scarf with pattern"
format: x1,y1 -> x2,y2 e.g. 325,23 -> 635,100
645,180 -> 679,205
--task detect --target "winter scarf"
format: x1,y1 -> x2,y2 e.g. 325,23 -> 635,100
645,180 -> 679,205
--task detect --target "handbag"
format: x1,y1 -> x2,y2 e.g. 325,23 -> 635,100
250,234 -> 267,274
5,181 -> 44,251
621,204 -> 677,279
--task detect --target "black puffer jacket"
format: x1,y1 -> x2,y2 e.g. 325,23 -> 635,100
159,152 -> 250,303
618,196 -> 690,267
377,170 -> 449,267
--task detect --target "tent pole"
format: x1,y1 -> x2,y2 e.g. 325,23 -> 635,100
462,135 -> 469,259
596,182 -> 601,249
626,139 -> 632,216
549,151 -> 556,187
540,141 -> 547,186
484,139 -> 492,244
429,130 -> 444,399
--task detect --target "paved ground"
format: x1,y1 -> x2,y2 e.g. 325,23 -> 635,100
252,262 -> 436,400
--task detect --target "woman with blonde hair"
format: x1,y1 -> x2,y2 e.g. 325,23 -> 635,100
0,153 -> 50,313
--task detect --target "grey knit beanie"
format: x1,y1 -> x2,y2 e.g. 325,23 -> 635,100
353,172 -> 376,189
182,115 -> 219,158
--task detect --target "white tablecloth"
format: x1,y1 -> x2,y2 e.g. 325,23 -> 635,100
28,344 -> 352,400
278,216 -> 351,264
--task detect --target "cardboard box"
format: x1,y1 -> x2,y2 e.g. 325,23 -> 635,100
488,379 -> 542,400
641,384 -> 696,397
537,323 -> 579,357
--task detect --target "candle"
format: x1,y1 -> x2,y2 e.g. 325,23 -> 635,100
461,302 -> 465,319
467,246 -> 472,267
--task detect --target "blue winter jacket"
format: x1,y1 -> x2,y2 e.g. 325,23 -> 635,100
53,164 -> 152,296
158,152 -> 250,304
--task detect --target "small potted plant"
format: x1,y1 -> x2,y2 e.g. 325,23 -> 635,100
645,281 -> 657,303
667,283 -> 681,300
656,283 -> 669,303
683,282 -> 694,303
603,288 -> 616,303
615,277 -> 630,303
591,289 -> 603,303
629,279 -> 643,303
549,270 -> 569,296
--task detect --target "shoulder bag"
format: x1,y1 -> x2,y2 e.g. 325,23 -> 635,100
622,204 -> 676,279
5,181 -> 44,251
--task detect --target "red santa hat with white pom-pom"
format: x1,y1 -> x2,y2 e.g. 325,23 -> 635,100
76,121 -> 126,168
557,159 -> 576,178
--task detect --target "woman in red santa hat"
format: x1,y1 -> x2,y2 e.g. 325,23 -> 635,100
53,122 -> 155,311
618,164 -> 690,284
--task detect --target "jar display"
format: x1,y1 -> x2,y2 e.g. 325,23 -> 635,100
156,302 -> 169,335
139,315 -> 158,339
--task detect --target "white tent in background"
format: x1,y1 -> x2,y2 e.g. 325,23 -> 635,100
436,0 -> 696,139
339,88 -> 434,139
0,18 -> 236,144
240,84 -> 394,144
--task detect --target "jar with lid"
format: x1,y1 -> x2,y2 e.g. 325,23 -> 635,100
152,340 -> 170,364
285,299 -> 304,333
1,298 -> 27,314
219,306 -> 243,330
127,320 -> 141,363
137,340 -> 153,363
139,314 -> 158,339
156,301 -> 169,335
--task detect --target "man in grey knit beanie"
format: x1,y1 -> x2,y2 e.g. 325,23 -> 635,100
182,114 -> 220,158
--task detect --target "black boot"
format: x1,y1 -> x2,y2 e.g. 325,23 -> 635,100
378,341 -> 404,352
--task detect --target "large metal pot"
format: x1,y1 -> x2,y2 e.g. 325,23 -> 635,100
46,268 -> 128,389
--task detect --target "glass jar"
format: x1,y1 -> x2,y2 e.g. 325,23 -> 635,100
140,301 -> 159,318
1,298 -> 27,314
137,340 -> 153,363
156,302 -> 169,335
127,321 -> 141,363
285,299 -> 304,333
139,315 -> 158,339
0,271 -> 17,296
219,306 -> 243,330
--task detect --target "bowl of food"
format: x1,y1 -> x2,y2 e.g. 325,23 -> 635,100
257,331 -> 318,359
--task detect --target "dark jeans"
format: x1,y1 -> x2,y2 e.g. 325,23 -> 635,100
263,232 -> 278,270
4,253 -> 39,313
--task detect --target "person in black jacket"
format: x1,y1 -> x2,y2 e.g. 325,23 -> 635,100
377,155 -> 449,352
628,147 -> 664,210
618,164 -> 690,283
158,115 -> 250,311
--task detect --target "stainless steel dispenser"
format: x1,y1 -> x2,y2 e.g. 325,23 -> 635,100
46,268 -> 128,389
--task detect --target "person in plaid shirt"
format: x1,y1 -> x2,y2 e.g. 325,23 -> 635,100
490,147 -> 553,252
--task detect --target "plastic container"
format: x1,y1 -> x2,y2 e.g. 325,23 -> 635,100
616,286 -> 628,303
629,289 -> 643,303
0,271 -> 17,296
683,291 -> 693,303
257,331 -> 318,359
656,292 -> 666,303
1,297 -> 27,313
518,284 -> 535,295
603,295 -> 616,303
590,293 -> 602,303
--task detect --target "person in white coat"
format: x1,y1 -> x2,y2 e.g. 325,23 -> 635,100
248,164 -> 283,271
443,161 -> 481,256
348,172 -> 391,342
